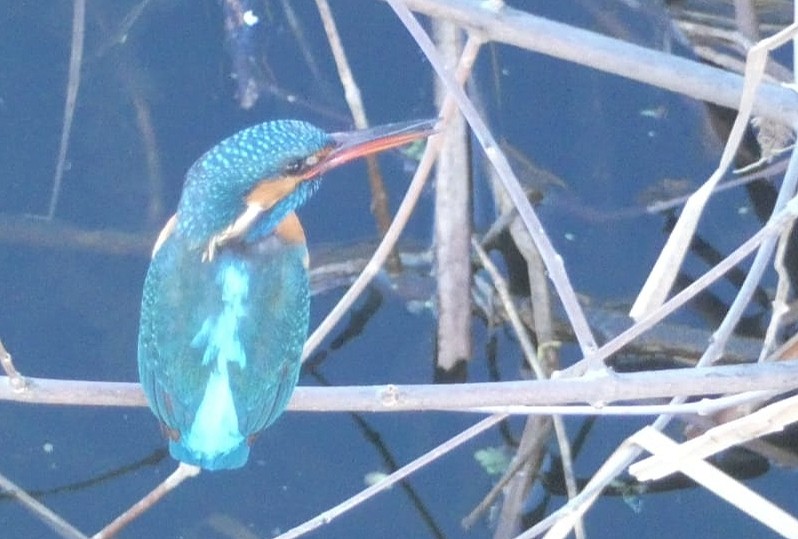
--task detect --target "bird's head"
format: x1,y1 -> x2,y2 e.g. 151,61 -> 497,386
173,118 -> 436,249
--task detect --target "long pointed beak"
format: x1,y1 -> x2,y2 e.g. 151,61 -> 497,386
310,118 -> 438,177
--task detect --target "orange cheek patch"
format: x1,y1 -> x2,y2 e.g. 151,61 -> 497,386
246,176 -> 301,210
274,211 -> 306,245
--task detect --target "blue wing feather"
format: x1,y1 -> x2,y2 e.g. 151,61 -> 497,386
138,229 -> 308,470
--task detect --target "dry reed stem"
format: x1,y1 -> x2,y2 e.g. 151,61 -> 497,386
3,364 -> 798,411
386,0 -> 600,361
433,22 -> 472,370
631,428 -> 798,538
564,187 -> 798,377
760,218 -> 796,361
315,0 -> 399,266
545,24 -> 798,535
281,0 -> 327,93
630,22 -> 798,320
93,463 -> 200,539
301,32 -> 482,358
631,394 -> 798,482
544,167 -> 798,536
400,0 -> 798,122
533,426 -> 798,538
518,432 -> 648,539
274,415 -> 506,539
10,2 -> 798,536
506,16 -> 798,537
48,0 -> 85,219
472,240 -> 581,536
0,470 -> 88,539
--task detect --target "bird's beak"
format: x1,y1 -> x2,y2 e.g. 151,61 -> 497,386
308,118 -> 438,177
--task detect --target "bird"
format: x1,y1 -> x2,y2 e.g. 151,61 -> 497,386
137,118 -> 436,470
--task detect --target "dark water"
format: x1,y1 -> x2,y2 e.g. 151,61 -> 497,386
0,1 -> 792,538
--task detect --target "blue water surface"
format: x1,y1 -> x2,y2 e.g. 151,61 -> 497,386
0,1 -> 793,538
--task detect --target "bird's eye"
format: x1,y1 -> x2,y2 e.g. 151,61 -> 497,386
283,158 -> 305,175
284,153 -> 322,176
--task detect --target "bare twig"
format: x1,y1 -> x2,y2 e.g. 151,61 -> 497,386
281,0 -> 327,92
734,0 -> 761,41
493,416 -> 551,539
2,362 -> 797,412
93,463 -> 200,539
630,428 -> 798,538
396,0 -> 798,122
130,80 -> 163,228
472,240 -> 581,537
631,394 -> 798,481
538,148 -> 798,537
433,22 -> 472,370
0,470 -> 88,539
646,156 -> 790,213
518,431 -> 647,539
385,0 -> 600,361
315,0 -> 399,270
630,23 -> 798,320
542,25 -> 798,534
302,30 -> 483,359
472,240 -> 539,374
565,188 -> 798,377
48,0 -> 86,219
461,416 -> 548,530
759,218 -> 795,361
274,415 -> 505,539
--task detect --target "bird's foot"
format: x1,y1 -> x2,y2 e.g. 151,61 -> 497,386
202,229 -> 233,262
202,205 -> 266,262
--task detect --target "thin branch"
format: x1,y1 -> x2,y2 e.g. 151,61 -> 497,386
631,428 -> 798,538
474,238 -> 581,537
385,0 -> 600,361
493,416 -> 550,539
472,240 -> 539,374
315,0 -> 399,269
3,362 -> 798,411
48,0 -> 86,219
274,415 -> 505,539
461,416 -> 547,530
759,218 -> 795,361
519,431 -> 648,539
734,0 -> 761,41
529,27 -> 798,534
281,0 -> 328,92
395,0 -> 798,123
630,22 -> 798,320
302,27 -> 482,358
631,394 -> 798,481
93,463 -> 200,539
0,470 -> 88,539
564,189 -> 798,377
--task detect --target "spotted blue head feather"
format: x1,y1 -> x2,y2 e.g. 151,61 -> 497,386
176,120 -> 330,246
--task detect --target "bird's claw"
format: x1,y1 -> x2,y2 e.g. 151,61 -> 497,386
202,230 -> 232,262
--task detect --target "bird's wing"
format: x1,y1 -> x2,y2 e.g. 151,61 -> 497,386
151,214 -> 177,257
138,228 -> 309,441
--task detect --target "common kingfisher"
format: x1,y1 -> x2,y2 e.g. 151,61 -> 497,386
138,118 -> 436,470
